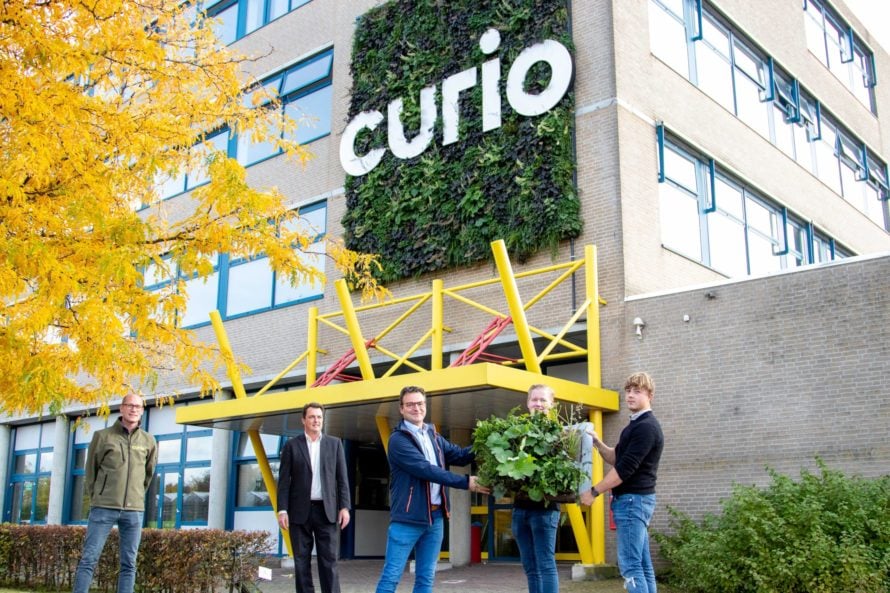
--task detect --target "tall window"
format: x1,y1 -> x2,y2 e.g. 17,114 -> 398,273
237,50 -> 334,166
803,0 -> 876,111
142,202 -> 326,328
232,432 -> 283,510
66,414 -> 121,524
144,405 -> 213,528
5,423 -> 55,524
153,49 -> 333,202
658,136 -> 850,275
205,0 -> 312,45
647,0 -> 889,231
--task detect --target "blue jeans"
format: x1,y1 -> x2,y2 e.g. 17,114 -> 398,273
375,515 -> 444,593
73,507 -> 144,593
511,507 -> 559,593
611,494 -> 657,593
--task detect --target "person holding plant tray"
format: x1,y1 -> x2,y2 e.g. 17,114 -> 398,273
510,384 -> 594,593
588,372 -> 664,593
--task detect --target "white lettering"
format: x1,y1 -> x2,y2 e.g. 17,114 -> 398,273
340,28 -> 573,176
388,85 -> 437,158
340,110 -> 386,177
442,68 -> 477,146
480,29 -> 502,132
506,39 -> 573,117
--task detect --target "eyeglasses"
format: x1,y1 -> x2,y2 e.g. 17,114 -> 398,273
402,401 -> 426,409
121,404 -> 144,410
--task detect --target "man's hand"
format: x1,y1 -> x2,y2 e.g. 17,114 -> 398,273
579,490 -> 595,507
469,476 -> 491,495
338,508 -> 351,530
587,428 -> 600,444
277,511 -> 289,531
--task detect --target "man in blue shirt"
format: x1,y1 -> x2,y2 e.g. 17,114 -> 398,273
375,386 -> 490,593
589,372 -> 665,593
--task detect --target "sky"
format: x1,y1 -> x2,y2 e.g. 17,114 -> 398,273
844,0 -> 890,54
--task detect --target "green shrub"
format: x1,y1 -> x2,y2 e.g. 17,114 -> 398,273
655,462 -> 890,593
0,524 -> 270,592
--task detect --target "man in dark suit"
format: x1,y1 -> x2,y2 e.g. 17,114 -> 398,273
277,402 -> 351,593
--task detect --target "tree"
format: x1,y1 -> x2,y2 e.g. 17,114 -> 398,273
0,0 -> 384,415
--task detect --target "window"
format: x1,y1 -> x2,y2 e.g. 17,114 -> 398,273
803,0 -> 876,112
150,49 -> 332,205
658,137 -> 850,273
237,50 -> 334,166
5,423 -> 54,525
205,0 -> 311,44
233,432 -> 283,509
647,1 -> 889,233
144,405 -> 213,528
142,202 -> 327,327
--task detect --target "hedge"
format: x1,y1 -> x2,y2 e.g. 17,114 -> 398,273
0,524 -> 270,592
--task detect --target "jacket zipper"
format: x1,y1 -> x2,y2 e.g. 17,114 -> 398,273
405,486 -> 413,512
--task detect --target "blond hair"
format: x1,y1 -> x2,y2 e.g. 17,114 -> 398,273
624,372 -> 655,395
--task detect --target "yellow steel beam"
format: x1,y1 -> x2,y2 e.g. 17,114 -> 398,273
208,311 -> 292,556
210,311 -> 247,400
432,279 -> 443,370
376,415 -> 392,454
566,503 -> 594,564
307,307 -> 318,386
585,244 -> 606,564
491,240 -> 540,374
176,364 -> 620,427
255,351 -> 309,398
335,279 -> 375,380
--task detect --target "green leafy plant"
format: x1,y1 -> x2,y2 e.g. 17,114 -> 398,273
473,407 -> 585,502
655,461 -> 890,593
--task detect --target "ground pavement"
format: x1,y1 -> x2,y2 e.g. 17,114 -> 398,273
256,559 -> 597,593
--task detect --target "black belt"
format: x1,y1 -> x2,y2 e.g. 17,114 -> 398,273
311,500 -> 325,505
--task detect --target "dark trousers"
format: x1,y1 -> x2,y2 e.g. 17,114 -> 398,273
290,502 -> 340,593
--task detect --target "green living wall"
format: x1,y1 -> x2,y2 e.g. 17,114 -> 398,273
342,0 -> 580,282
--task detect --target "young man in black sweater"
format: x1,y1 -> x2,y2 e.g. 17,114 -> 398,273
588,372 -> 664,593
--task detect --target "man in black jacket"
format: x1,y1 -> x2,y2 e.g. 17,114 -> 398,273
277,403 -> 350,593
589,372 -> 664,593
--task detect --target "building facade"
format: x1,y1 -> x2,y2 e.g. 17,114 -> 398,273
3,0 -> 889,567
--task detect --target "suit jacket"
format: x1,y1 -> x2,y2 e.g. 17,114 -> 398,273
277,434 -> 350,525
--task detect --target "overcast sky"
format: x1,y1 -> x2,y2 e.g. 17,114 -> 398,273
844,0 -> 890,54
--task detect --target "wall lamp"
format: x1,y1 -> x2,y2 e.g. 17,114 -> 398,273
632,317 -> 645,340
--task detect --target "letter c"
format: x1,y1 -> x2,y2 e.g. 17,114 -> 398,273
340,110 -> 386,176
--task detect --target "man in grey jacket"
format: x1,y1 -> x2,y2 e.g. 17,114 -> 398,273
73,394 -> 158,593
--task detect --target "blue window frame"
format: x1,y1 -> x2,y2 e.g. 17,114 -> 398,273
142,202 -> 326,328
230,432 -> 283,511
205,0 -> 311,45
802,0 -> 876,112
647,0 -> 889,232
5,423 -> 54,525
657,133 -> 851,274
237,50 -> 334,166
145,405 -> 213,528
151,49 -> 332,204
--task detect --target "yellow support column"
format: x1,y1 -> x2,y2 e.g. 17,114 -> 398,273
491,240 -> 541,374
431,279 -> 444,371
307,306 -> 319,386
335,279 -> 375,379
209,311 -> 293,557
585,245 -> 606,565
376,415 -> 393,454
